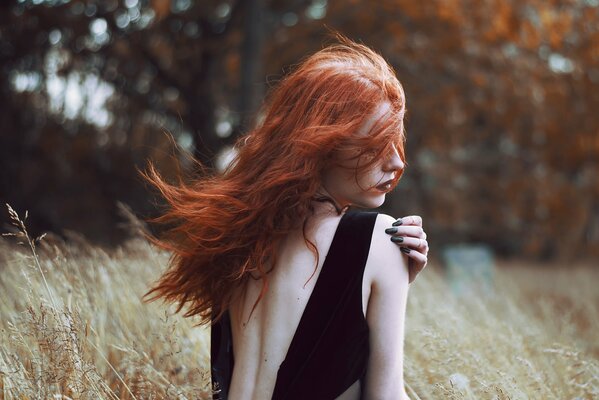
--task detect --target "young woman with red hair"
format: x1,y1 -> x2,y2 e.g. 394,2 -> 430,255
143,35 -> 428,399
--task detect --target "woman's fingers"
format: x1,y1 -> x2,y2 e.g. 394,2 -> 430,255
392,215 -> 422,227
385,215 -> 429,283
385,226 -> 426,239
399,247 -> 427,264
398,248 -> 427,283
389,236 -> 428,251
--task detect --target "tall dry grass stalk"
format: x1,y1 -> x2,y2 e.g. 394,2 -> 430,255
1,204 -> 211,399
1,203 -> 597,399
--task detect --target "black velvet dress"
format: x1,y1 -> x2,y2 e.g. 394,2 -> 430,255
211,211 -> 378,399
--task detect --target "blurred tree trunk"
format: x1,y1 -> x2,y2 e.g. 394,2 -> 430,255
238,0 -> 266,131
190,49 -> 220,168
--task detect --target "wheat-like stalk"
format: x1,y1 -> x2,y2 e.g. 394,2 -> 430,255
4,204 -> 57,310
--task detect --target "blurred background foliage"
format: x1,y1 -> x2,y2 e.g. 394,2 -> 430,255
1,0 -> 598,260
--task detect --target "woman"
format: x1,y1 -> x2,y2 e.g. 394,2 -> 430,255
143,35 -> 428,399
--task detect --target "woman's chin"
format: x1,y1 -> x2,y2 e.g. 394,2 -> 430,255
355,193 -> 386,209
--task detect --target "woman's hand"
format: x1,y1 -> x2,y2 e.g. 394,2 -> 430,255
384,215 -> 428,284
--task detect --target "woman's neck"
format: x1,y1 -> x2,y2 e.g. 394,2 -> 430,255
311,187 -> 350,217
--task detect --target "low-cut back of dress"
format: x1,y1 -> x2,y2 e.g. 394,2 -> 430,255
211,211 -> 378,399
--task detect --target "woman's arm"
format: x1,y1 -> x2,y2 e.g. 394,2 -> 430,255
363,214 -> 411,400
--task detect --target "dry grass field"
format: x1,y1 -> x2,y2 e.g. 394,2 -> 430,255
0,205 -> 597,399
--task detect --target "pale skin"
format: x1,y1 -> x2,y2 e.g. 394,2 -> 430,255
226,102 -> 428,399
319,101 -> 428,284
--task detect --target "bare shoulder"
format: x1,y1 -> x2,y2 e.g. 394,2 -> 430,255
365,213 -> 409,291
368,213 -> 409,270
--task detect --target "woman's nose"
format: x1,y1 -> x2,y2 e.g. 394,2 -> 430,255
384,146 -> 404,172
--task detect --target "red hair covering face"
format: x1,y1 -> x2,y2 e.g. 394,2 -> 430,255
142,34 -> 407,325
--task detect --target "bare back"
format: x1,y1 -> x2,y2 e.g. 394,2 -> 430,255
227,212 -> 371,400
221,211 -> 410,400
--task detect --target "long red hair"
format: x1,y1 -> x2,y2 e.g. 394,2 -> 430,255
142,34 -> 407,325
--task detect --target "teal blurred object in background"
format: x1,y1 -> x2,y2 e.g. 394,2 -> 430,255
442,244 -> 496,297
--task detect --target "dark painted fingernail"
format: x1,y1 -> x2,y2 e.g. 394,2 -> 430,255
385,227 -> 398,234
392,218 -> 403,227
400,247 -> 411,254
391,236 -> 404,243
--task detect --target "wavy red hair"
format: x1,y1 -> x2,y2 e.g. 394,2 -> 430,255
142,34 -> 407,325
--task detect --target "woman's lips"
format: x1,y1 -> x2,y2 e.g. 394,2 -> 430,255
375,179 -> 394,192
